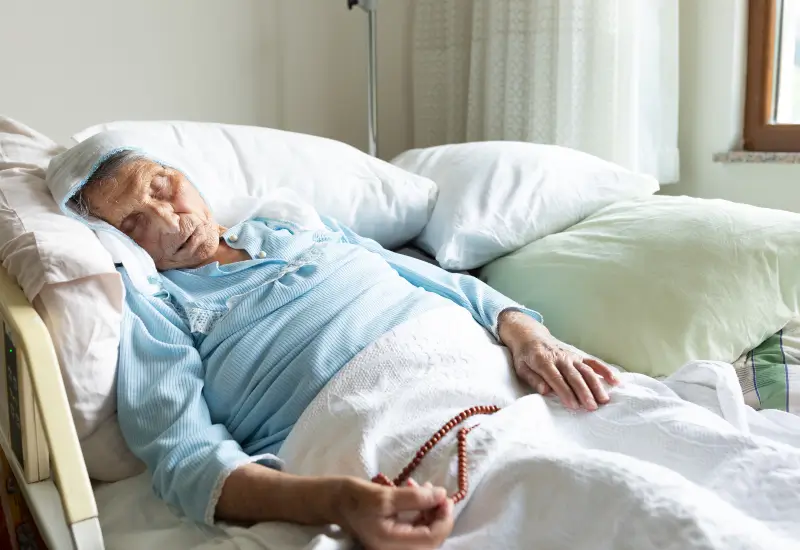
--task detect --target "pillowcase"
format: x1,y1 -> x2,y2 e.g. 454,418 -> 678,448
734,318 -> 800,416
481,196 -> 800,377
73,121 -> 438,249
0,117 -> 139,480
34,282 -> 144,481
392,141 -> 659,270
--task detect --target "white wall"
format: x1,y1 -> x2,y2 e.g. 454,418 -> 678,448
10,0 -> 800,208
276,0 -> 413,160
1,0 -> 277,145
667,0 -> 800,211
0,0 -> 413,159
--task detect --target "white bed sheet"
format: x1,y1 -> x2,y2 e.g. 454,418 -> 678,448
94,307 -> 800,550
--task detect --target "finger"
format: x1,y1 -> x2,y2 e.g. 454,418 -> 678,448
423,481 -> 433,489
391,486 -> 448,513
531,361 -> 579,409
384,498 -> 454,542
585,357 -> 619,385
575,362 -> 609,404
517,367 -> 553,396
525,370 -> 552,395
426,497 -> 454,537
403,480 -> 425,526
563,360 -> 597,410
411,486 -> 438,527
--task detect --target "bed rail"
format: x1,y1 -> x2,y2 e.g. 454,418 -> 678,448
0,265 -> 102,549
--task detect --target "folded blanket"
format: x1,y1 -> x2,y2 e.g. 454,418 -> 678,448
45,131 -> 325,295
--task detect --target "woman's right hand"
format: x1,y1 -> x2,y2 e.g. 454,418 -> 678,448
334,477 -> 454,550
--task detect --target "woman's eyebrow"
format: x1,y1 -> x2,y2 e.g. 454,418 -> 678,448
102,164 -> 154,221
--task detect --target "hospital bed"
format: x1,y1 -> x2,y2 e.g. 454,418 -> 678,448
2,115 -> 800,549
0,264 -> 101,550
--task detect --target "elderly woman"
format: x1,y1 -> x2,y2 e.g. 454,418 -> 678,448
48,134 -> 617,549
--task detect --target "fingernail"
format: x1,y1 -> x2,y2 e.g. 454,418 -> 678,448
570,400 -> 579,410
587,398 -> 597,410
433,487 -> 447,499
537,383 -> 546,394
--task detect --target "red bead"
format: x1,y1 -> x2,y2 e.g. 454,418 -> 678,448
369,405 -> 500,506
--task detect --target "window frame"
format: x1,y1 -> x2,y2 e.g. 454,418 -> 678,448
744,0 -> 800,151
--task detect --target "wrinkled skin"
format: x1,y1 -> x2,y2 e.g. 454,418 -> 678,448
82,159 -> 225,270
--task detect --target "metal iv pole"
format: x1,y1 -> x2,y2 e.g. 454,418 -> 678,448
347,0 -> 379,157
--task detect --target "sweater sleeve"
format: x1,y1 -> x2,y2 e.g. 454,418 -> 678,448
116,271 -> 282,524
322,217 -> 542,338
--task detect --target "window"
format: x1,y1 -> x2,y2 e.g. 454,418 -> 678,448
745,0 -> 800,151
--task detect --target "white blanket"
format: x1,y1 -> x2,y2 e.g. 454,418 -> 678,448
100,306 -> 800,550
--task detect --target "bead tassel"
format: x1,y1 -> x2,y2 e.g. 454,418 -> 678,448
371,405 -> 500,504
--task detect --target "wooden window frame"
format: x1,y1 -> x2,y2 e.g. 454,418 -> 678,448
745,0 -> 800,151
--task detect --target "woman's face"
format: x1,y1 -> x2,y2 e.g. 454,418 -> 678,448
83,159 -> 221,270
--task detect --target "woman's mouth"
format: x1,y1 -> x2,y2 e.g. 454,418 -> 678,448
176,227 -> 199,254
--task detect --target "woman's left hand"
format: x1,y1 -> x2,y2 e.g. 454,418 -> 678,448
498,310 -> 619,411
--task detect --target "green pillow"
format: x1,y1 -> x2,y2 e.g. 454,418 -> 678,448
482,196 -> 800,377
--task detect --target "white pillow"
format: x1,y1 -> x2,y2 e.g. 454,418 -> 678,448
0,117 -> 139,480
481,196 -> 800,377
392,142 -> 659,270
34,282 -> 144,481
74,121 -> 438,249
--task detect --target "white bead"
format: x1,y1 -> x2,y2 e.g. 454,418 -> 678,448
257,250 -> 266,259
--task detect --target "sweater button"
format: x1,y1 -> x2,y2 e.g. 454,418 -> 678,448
229,235 -> 239,243
257,251 -> 267,259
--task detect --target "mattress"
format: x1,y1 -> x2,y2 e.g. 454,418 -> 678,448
95,473 -> 220,549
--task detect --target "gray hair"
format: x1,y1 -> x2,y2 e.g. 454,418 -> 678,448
72,150 -> 144,218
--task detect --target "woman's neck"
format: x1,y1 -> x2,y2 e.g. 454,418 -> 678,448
195,230 -> 250,266
196,225 -> 251,266
212,241 -> 251,265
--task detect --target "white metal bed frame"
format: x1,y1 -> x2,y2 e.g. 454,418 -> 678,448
0,264 -> 102,549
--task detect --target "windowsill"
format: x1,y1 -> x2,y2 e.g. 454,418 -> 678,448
713,151 -> 800,164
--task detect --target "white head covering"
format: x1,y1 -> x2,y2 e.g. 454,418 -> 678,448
45,130 -> 325,295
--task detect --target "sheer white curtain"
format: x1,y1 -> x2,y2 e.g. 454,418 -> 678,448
411,0 -> 679,183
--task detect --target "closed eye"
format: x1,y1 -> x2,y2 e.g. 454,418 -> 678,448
120,213 -> 141,235
151,173 -> 171,199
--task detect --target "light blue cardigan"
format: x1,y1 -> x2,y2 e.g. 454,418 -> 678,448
117,216 -> 541,524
